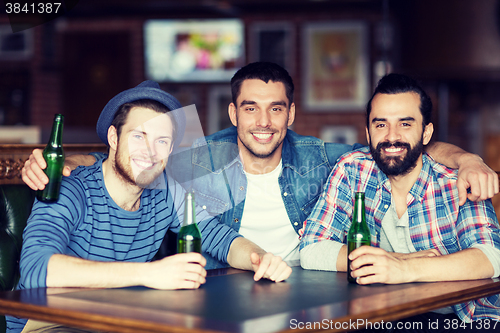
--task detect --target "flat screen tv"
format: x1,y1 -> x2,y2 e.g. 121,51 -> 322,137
144,19 -> 245,82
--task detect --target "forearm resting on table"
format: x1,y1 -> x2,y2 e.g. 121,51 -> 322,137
301,242 -> 495,283
47,254 -> 147,288
407,248 -> 495,282
300,240 -> 347,271
226,237 -> 266,271
226,238 -> 292,282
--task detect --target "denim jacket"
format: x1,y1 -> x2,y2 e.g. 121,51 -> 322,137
168,126 -> 359,269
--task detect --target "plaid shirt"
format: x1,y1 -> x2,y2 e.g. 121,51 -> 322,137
300,146 -> 500,322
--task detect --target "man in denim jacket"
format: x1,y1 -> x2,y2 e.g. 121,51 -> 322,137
22,62 -> 499,269
168,125 -> 358,268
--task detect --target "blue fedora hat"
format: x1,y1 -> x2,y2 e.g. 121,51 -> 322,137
96,80 -> 186,150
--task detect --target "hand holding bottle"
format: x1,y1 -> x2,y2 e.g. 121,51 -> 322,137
142,253 -> 207,290
177,191 -> 202,254
36,114 -> 65,202
347,192 -> 371,283
347,246 -> 413,285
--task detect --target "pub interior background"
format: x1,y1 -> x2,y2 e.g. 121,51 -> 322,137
1,0 -> 500,214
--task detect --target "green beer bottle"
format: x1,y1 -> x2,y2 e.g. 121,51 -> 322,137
347,192 -> 371,283
177,191 -> 202,253
36,114 -> 65,203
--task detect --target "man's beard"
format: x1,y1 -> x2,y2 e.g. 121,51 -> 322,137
113,143 -> 165,188
239,137 -> 282,159
370,136 -> 424,176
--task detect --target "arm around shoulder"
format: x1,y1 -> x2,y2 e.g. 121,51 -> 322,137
65,153 -> 100,169
22,150 -> 100,191
426,141 -> 499,204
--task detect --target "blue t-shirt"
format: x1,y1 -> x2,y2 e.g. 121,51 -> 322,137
7,160 -> 240,332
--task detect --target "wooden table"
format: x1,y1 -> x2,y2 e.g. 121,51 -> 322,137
0,267 -> 499,333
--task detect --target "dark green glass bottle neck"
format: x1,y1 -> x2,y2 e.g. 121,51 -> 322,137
48,114 -> 64,147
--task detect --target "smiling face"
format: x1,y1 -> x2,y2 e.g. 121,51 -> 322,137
112,107 -> 174,188
228,79 -> 295,173
366,92 -> 433,177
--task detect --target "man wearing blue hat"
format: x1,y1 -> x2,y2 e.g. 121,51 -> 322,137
7,81 -> 291,333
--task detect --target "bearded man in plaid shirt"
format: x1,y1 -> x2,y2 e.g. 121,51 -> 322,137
300,73 -> 500,331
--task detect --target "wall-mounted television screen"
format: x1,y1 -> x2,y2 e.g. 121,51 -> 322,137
144,19 -> 245,82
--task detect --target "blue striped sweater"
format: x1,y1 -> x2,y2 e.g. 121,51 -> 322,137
7,160 -> 240,332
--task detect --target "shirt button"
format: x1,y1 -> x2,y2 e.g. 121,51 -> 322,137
384,204 -> 389,209
202,205 -> 207,210
239,186 -> 244,191
284,192 -> 288,196
294,222 -> 298,226
234,218 -> 239,223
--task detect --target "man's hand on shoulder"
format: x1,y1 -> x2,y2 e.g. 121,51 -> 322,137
22,149 -> 95,191
251,252 -> 292,282
456,153 -> 499,205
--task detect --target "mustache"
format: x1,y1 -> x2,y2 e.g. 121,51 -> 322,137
250,127 -> 278,133
376,141 -> 411,151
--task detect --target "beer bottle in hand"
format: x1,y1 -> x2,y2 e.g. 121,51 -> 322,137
36,114 -> 65,203
347,192 -> 371,283
177,191 -> 202,253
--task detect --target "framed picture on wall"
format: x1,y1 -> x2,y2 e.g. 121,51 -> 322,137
249,22 -> 294,74
302,22 -> 369,111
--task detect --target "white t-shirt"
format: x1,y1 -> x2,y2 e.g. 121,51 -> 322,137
239,160 -> 300,262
